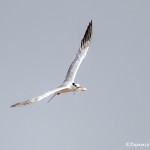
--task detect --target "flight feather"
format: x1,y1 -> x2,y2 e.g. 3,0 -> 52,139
63,20 -> 92,84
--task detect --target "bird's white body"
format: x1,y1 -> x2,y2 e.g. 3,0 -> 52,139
11,21 -> 92,107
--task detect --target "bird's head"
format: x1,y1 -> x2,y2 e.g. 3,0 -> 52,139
72,83 -> 87,91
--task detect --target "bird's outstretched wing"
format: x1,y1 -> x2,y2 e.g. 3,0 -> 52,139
11,86 -> 68,107
63,20 -> 92,84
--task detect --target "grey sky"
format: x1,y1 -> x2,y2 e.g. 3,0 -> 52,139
0,0 -> 150,150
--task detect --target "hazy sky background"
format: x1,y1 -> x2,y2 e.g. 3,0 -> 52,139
0,0 -> 150,150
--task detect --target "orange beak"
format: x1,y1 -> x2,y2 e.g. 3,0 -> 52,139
77,86 -> 87,91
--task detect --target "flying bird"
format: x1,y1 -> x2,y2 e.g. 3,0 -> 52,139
11,20 -> 92,107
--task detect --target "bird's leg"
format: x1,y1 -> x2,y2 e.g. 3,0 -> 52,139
73,92 -> 76,95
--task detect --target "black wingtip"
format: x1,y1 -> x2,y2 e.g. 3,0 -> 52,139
81,20 -> 93,47
10,105 -> 15,108
89,20 -> 92,27
10,102 -> 22,108
10,104 -> 17,108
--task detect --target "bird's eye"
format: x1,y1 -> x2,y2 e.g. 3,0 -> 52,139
72,83 -> 76,87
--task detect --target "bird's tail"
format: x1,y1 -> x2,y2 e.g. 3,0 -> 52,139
47,93 -> 57,103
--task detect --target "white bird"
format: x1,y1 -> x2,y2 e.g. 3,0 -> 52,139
11,20 -> 92,107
